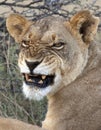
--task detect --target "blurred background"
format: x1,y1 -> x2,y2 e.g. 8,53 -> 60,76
0,0 -> 101,126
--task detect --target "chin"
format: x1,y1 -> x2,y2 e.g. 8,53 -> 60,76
22,82 -> 52,101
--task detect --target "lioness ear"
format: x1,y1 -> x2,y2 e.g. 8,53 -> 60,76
6,14 -> 32,42
68,10 -> 99,45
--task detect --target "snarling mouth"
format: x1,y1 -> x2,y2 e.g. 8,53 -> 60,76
22,73 -> 55,88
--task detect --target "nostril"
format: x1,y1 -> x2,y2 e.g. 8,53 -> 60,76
25,60 -> 40,72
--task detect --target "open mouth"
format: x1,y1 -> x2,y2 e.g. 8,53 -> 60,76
22,73 -> 55,88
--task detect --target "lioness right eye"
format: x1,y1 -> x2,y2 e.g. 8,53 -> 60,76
21,40 -> 29,48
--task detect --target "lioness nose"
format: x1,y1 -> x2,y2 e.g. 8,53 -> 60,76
25,60 -> 40,72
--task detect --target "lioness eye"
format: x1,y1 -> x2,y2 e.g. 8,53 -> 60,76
21,40 -> 29,48
52,42 -> 65,49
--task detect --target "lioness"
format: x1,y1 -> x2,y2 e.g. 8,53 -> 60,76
0,10 -> 101,130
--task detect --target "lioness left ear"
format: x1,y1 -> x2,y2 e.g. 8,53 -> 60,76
68,10 -> 99,45
6,14 -> 32,43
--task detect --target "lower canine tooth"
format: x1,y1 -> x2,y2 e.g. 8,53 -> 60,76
42,75 -> 46,79
39,80 -> 43,84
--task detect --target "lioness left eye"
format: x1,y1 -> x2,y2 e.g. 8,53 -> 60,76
52,42 -> 65,49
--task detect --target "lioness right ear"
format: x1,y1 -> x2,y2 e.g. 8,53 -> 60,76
6,14 -> 32,42
67,10 -> 99,45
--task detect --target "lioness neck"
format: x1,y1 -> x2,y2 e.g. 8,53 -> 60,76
43,69 -> 101,130
42,85 -> 69,130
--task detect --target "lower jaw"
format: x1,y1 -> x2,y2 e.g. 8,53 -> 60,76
24,81 -> 50,89
22,82 -> 52,100
24,78 -> 55,89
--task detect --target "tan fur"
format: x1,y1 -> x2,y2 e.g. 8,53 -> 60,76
1,10 -> 101,130
0,118 -> 45,130
43,42 -> 101,130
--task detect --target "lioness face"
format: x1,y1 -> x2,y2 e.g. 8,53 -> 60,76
18,18 -> 74,100
6,11 -> 99,100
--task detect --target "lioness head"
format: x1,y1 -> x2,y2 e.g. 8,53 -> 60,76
6,11 -> 99,100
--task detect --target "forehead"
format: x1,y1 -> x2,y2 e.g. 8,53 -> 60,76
35,16 -> 65,30
25,17 -> 69,41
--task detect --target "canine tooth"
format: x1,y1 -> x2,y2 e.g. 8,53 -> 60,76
38,80 -> 43,84
28,79 -> 32,82
42,75 -> 46,79
25,74 -> 29,80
